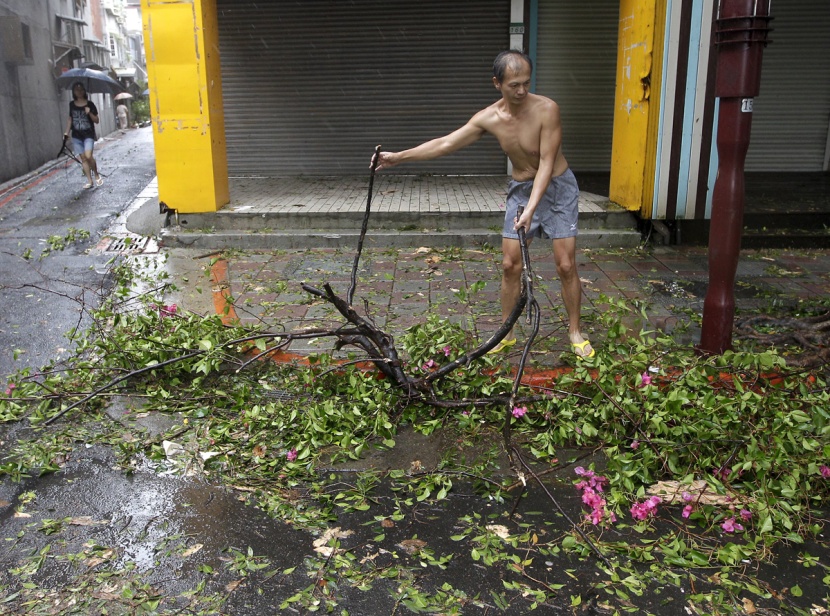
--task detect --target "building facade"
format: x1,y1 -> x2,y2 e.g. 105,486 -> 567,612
135,1 -> 828,219
0,0 -> 137,183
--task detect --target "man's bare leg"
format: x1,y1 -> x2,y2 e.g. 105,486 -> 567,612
552,237 -> 591,355
498,237 -> 525,340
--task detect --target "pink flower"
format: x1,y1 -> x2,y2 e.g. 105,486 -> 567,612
588,506 -> 616,525
150,303 -> 178,318
721,517 -> 744,533
422,359 -> 436,371
639,372 -> 652,387
286,448 -> 298,462
512,406 -> 527,419
5,383 -> 15,396
461,410 -> 470,416
682,505 -> 693,519
820,465 -> 830,479
630,496 -> 661,521
581,487 -> 604,509
630,440 -> 640,450
682,491 -> 693,502
442,346 -> 451,357
574,468 -> 615,526
713,467 -> 730,481
574,467 -> 607,492
740,509 -> 752,521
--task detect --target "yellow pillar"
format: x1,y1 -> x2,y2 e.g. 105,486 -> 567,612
609,0 -> 665,219
142,0 -> 228,213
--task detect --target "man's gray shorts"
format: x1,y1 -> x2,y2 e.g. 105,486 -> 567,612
502,168 -> 579,240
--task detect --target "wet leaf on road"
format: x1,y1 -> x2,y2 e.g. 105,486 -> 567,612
313,527 -> 354,556
69,516 -> 109,526
397,538 -> 427,554
182,543 -> 204,557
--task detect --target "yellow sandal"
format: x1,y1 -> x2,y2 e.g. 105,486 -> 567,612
572,339 -> 595,359
487,337 -> 517,355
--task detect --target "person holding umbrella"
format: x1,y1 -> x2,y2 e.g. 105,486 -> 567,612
116,101 -> 129,130
114,92 -> 132,130
63,82 -> 103,188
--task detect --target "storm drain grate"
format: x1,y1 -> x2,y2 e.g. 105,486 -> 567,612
105,236 -> 150,254
262,389 -> 300,401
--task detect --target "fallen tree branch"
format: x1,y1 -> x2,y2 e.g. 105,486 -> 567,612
44,350 -> 205,425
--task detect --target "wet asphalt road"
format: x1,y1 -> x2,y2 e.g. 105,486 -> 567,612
0,127 -> 157,380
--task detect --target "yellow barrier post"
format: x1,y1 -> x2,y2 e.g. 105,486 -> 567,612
609,0 -> 664,218
142,0 -> 228,213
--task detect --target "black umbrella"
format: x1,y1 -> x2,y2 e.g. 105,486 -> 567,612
56,67 -> 125,96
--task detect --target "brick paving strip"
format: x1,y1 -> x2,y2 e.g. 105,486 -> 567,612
209,245 -> 830,367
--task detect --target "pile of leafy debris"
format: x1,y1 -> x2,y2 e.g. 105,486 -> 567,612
1,258 -> 829,615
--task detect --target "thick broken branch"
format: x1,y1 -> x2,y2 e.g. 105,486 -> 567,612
302,282 -> 413,390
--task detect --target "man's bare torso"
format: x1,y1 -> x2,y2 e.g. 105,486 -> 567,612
474,93 -> 569,182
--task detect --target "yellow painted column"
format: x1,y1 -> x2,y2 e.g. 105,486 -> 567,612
142,0 -> 228,213
609,0 -> 665,218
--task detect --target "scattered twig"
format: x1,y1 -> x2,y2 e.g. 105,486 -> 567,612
735,312 -> 830,368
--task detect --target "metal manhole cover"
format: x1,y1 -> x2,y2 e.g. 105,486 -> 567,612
105,236 -> 150,254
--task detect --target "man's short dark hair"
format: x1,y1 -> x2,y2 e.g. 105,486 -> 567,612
493,50 -> 533,83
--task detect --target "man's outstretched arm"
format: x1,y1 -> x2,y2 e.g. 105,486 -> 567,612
375,120 -> 486,171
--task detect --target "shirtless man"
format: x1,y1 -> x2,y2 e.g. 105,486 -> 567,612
375,50 -> 593,358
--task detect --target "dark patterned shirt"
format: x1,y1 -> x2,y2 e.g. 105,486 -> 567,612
68,101 -> 97,141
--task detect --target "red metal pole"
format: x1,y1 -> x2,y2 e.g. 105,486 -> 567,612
699,0 -> 772,354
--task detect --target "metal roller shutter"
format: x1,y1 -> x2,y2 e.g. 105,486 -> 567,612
216,0 -> 509,176
745,0 -> 830,171
534,1 -> 620,173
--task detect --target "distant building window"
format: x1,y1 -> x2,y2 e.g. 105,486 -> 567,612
110,34 -> 116,56
20,22 -> 33,60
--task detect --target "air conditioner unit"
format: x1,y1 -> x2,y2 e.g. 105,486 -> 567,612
0,16 -> 34,65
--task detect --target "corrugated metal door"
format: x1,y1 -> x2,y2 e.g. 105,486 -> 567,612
534,1 -> 620,172
745,0 -> 830,171
216,0 -> 509,176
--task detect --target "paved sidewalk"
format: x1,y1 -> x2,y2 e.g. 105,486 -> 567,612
223,175 -> 610,215
110,167 -> 830,364
194,242 -> 830,366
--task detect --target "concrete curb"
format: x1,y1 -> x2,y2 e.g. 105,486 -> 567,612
159,227 -> 644,251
